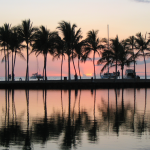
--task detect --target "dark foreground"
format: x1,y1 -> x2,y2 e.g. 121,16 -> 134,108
0,78 -> 149,89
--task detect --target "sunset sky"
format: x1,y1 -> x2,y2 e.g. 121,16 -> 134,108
0,0 -> 150,78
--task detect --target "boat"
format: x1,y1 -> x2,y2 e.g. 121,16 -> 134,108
124,69 -> 140,79
100,72 -> 119,79
30,72 -> 43,79
30,57 -> 43,80
100,25 -> 119,79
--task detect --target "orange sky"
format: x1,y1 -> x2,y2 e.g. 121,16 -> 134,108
0,0 -> 150,77
0,50 -> 150,77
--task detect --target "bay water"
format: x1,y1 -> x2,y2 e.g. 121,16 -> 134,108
0,88 -> 150,150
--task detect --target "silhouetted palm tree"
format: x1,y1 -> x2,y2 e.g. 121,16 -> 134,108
53,36 -> 65,81
74,40 -> 87,79
109,35 -> 122,77
97,38 -> 113,73
57,21 -> 82,80
9,27 -> 25,81
117,40 -> 132,79
135,32 -> 150,79
0,24 -> 11,81
84,30 -> 103,79
126,36 -> 140,78
17,19 -> 37,81
32,25 -> 58,80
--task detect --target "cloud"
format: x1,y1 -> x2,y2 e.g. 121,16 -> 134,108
133,0 -> 150,3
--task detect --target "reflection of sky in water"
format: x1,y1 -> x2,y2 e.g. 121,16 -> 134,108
0,89 -> 150,150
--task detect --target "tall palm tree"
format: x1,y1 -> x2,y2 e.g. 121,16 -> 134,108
17,19 -> 37,81
135,33 -> 150,79
57,21 -> 82,81
32,25 -> 58,81
71,27 -> 82,78
109,35 -> 122,77
84,30 -> 103,79
97,38 -> 113,74
53,36 -> 65,81
117,40 -> 132,79
0,23 -> 11,81
126,36 -> 140,79
74,40 -> 87,79
9,27 -> 25,81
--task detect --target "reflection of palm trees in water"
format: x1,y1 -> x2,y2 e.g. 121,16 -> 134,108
143,88 -> 147,128
132,88 -> 136,132
5,89 -> 7,127
137,88 -> 147,134
23,89 -> 32,150
0,89 -> 150,150
108,88 -> 110,133
33,89 -> 49,144
113,88 -> 119,135
61,89 -> 63,117
0,89 -> 24,148
88,89 -> 98,142
72,89 -> 78,123
61,89 -> 72,149
61,89 -> 84,150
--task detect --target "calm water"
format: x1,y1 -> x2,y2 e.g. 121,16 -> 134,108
0,88 -> 150,150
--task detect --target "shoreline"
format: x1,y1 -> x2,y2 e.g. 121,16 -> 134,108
0,79 -> 149,89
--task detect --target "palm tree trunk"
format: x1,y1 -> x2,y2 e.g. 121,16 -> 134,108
143,52 -> 147,79
78,58 -> 81,79
122,66 -> 124,79
115,57 -> 117,80
7,44 -> 9,81
68,54 -> 71,81
4,46 -> 7,81
12,51 -> 14,81
132,45 -> 136,79
61,54 -> 63,81
93,51 -> 96,79
45,54 -> 47,81
14,51 -> 16,69
26,42 -> 29,81
72,57 -> 77,76
72,50 -> 77,76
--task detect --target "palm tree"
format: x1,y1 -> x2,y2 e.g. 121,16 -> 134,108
53,36 -> 65,81
74,40 -> 87,79
84,30 -> 103,79
109,35 -> 122,77
71,27 -> 82,79
97,38 -> 113,74
0,23 -> 11,81
8,27 -> 25,81
17,19 -> 37,81
126,36 -> 140,79
32,25 -> 58,81
135,33 -> 150,79
57,21 -> 82,81
117,40 -> 132,79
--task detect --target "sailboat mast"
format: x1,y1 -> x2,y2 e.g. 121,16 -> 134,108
107,25 -> 109,73
37,56 -> 38,74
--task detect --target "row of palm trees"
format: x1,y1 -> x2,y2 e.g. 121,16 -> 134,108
0,19 -> 150,81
